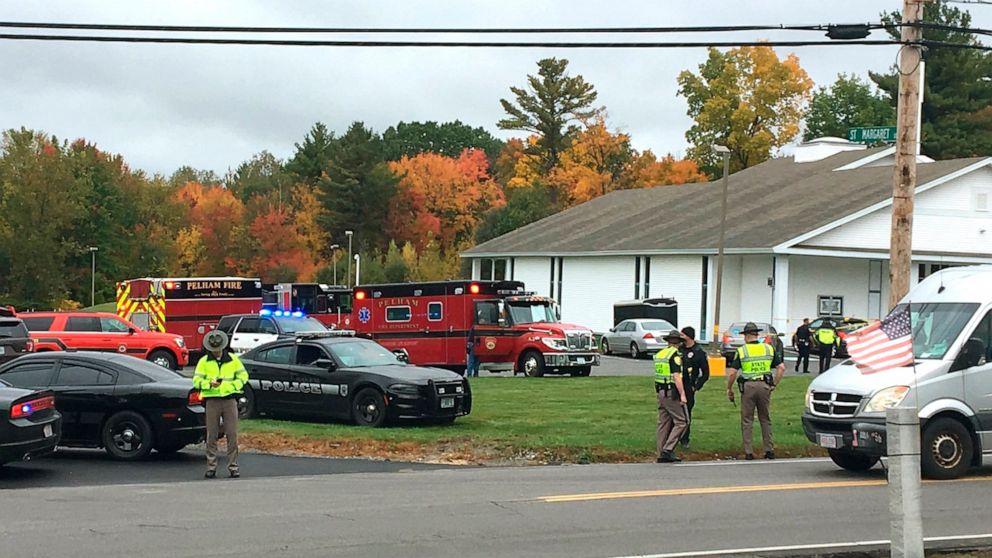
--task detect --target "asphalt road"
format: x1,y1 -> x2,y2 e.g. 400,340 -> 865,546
0,448 -> 453,489
3,455 -> 991,557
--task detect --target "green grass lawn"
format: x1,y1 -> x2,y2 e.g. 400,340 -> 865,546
241,376 -> 821,463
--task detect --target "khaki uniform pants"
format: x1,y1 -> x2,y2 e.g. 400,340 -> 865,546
205,397 -> 239,473
656,390 -> 688,455
740,381 -> 773,455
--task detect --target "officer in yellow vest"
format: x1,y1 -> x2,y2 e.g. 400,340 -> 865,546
653,330 -> 688,463
726,322 -> 785,460
193,330 -> 249,478
814,319 -> 841,373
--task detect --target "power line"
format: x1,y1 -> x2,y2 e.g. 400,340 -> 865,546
0,21 -> 882,34
0,33 -> 904,48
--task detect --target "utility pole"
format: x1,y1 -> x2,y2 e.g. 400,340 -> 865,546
89,247 -> 99,307
710,146 -> 731,352
889,0 -> 925,308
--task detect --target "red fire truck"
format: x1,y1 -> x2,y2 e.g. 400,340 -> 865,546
265,283 -> 353,329
116,277 -> 263,354
351,280 -> 600,377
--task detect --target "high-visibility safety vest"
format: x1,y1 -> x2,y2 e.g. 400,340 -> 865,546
736,342 -> 775,380
193,352 -> 249,398
653,346 -> 681,385
816,327 -> 838,346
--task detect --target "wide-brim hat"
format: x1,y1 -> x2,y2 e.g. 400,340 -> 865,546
742,322 -> 763,335
662,329 -> 683,342
203,329 -> 229,352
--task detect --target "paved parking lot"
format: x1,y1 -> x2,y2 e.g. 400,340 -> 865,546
0,448 -> 454,489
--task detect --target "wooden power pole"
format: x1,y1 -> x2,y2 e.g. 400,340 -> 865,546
889,0 -> 925,308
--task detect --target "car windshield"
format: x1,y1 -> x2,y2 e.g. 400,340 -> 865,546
507,302 -> 556,324
641,321 -> 674,331
274,317 -> 327,334
328,341 -> 401,367
0,320 -> 27,338
109,356 -> 184,381
891,302 -> 980,360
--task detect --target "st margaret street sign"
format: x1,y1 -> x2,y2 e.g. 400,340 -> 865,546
848,126 -> 897,143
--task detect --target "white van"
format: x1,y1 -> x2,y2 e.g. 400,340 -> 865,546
803,265 -> 992,479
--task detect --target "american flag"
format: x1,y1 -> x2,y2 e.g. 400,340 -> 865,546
846,306 -> 914,374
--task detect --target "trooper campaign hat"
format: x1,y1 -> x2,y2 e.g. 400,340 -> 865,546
203,329 -> 229,352
662,329 -> 684,343
742,322 -> 763,335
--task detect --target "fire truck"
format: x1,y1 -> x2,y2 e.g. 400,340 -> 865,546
351,280 -> 600,377
264,283 -> 353,329
116,277 -> 263,354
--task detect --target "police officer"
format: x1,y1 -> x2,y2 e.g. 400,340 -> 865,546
814,319 -> 840,373
678,326 -> 709,448
193,330 -> 249,479
793,318 -> 812,374
726,322 -> 785,460
653,330 -> 688,463
465,324 -> 480,378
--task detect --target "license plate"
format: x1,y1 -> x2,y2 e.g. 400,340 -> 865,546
43,424 -> 53,438
817,433 -> 840,449
440,397 -> 454,409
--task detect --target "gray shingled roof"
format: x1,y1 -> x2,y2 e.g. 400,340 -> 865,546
464,149 -> 986,256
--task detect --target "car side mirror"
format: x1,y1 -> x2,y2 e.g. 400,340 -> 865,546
313,358 -> 336,370
128,327 -> 137,335
609,327 -> 615,333
497,318 -> 507,327
391,349 -> 410,364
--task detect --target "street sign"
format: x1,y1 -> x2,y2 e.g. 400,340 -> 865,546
848,126 -> 897,143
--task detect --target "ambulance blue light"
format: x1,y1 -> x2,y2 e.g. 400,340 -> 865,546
291,311 -> 304,318
259,309 -> 272,316
274,310 -> 285,317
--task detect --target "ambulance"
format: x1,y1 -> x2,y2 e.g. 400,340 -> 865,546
351,280 -> 600,376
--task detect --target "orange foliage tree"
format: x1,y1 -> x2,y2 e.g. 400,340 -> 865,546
172,182 -> 246,275
387,149 -> 505,253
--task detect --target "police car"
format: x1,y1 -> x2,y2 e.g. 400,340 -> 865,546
239,333 -> 471,427
217,310 -> 329,354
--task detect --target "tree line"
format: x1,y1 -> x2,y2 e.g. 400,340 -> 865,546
1,0 -> 987,310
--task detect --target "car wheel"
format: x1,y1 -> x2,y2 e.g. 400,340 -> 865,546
601,339 -> 611,355
352,388 -> 388,427
827,450 -> 879,472
148,349 -> 177,370
519,350 -> 545,377
921,418 -> 973,480
630,343 -> 641,359
239,385 -> 257,419
102,410 -> 155,460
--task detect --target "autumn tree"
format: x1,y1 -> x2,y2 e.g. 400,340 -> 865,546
172,182 -> 246,275
169,165 -> 222,189
677,46 -> 813,176
318,122 -> 398,252
498,58 -> 602,174
227,150 -> 292,204
871,1 -> 992,159
475,184 -> 554,244
803,74 -> 895,141
382,121 -> 504,162
387,149 -> 505,253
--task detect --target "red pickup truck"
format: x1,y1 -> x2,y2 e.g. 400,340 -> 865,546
18,312 -> 189,370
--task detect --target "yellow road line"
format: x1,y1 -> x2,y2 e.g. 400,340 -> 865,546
539,475 -> 992,503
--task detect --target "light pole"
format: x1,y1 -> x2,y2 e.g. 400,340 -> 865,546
710,146 -> 730,354
89,247 -> 99,307
345,231 -> 354,287
354,254 -> 361,286
329,244 -> 340,286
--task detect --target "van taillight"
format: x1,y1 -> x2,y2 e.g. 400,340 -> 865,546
25,340 -> 34,352
188,390 -> 204,406
11,395 -> 55,419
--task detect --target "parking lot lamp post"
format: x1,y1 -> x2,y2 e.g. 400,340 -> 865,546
89,247 -> 99,307
710,146 -> 730,354
345,231 -> 354,287
329,244 -> 340,285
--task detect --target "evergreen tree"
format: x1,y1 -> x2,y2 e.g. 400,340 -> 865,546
804,74 -> 895,141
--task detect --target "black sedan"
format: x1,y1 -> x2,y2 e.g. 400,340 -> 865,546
241,334 -> 471,427
0,352 -> 205,460
0,380 -> 61,466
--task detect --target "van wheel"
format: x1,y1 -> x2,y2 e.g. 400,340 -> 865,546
148,350 -> 177,370
921,418 -> 973,480
102,411 -> 155,460
828,450 -> 879,472
352,388 -> 388,427
520,350 -> 545,377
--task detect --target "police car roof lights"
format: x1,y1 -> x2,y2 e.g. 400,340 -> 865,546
261,309 -> 308,318
294,330 -> 356,340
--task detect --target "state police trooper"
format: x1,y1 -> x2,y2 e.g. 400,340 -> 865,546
725,322 -> 785,460
815,319 -> 840,373
653,330 -> 689,463
193,330 -> 249,479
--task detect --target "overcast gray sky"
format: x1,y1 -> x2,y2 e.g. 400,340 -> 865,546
2,1 -> 989,177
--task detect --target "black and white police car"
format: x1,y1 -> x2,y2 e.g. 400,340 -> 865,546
239,333 -> 471,427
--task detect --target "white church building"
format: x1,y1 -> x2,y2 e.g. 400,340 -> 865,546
462,139 -> 992,340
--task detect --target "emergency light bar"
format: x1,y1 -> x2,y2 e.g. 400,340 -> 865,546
294,331 -> 356,340
260,309 -> 306,318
